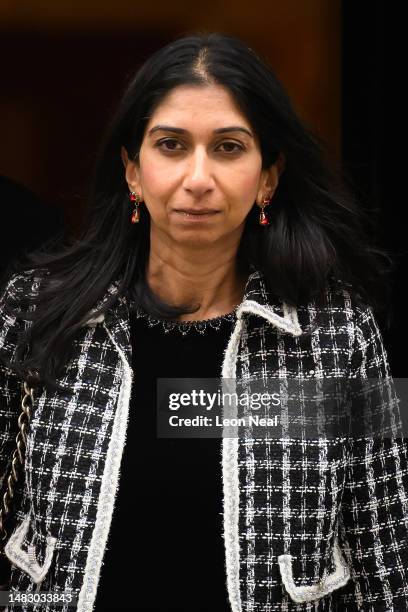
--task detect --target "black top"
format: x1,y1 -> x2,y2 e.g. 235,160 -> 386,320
94,308 -> 236,612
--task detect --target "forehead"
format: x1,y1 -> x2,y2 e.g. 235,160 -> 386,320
146,83 -> 251,127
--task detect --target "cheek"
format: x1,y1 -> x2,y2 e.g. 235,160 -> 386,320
140,162 -> 166,197
229,169 -> 260,212
138,148 -> 176,200
142,179 -> 178,222
239,172 -> 260,197
229,153 -> 262,194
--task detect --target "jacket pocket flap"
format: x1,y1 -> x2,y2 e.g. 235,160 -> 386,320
4,512 -> 57,585
278,537 -> 350,604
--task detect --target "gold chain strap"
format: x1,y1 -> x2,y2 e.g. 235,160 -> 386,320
0,379 -> 35,554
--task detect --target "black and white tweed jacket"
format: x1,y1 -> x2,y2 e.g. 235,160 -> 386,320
0,268 -> 407,611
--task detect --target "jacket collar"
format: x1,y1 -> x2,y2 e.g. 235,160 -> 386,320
238,268 -> 302,336
82,280 -> 132,365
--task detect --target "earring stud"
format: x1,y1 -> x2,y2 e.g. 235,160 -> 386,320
258,195 -> 270,226
129,191 -> 142,223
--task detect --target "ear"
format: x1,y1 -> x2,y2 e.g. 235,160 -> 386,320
275,151 -> 286,177
257,152 -> 286,202
121,146 -> 142,195
121,145 -> 129,169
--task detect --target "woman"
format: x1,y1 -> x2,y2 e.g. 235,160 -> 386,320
0,32 -> 407,612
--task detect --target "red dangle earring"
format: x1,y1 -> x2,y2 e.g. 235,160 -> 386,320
258,195 -> 270,226
129,191 -> 142,223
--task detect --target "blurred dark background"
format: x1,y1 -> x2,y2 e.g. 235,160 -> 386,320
0,0 -> 405,373
341,0 -> 405,376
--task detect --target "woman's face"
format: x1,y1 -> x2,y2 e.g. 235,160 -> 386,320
123,83 -> 283,247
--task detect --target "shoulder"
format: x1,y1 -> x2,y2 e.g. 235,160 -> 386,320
288,277 -> 384,365
0,268 -> 48,304
295,277 -> 390,375
296,277 -> 375,332
0,268 -> 48,331
258,269 -> 378,343
0,268 -> 49,361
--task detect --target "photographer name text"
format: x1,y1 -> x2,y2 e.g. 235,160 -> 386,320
168,414 -> 279,427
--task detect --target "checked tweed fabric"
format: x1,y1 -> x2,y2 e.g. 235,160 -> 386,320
0,268 -> 407,611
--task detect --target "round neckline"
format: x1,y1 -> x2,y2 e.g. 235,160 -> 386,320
132,305 -> 238,335
135,305 -> 238,324
171,306 -> 239,325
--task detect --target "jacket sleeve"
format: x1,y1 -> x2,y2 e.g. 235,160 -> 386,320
339,304 -> 408,610
0,274 -> 25,492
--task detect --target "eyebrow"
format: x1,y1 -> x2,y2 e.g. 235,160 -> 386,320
148,124 -> 254,138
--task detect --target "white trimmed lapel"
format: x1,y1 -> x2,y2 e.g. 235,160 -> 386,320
237,299 -> 302,337
237,269 -> 302,337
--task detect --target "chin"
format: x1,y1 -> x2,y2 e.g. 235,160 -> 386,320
177,234 -> 217,244
172,229 -> 220,244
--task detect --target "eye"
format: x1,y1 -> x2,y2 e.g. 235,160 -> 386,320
155,138 -> 183,151
217,141 -> 245,154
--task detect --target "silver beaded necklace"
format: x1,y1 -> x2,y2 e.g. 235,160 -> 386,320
133,306 -> 238,336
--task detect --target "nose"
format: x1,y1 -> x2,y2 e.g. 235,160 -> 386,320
182,146 -> 215,196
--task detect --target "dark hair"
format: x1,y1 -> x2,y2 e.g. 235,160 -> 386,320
2,30 -> 394,389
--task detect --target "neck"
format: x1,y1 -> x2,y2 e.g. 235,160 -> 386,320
145,235 -> 248,321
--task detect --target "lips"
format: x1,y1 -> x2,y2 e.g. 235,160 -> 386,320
175,209 -> 219,215
173,209 -> 220,223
